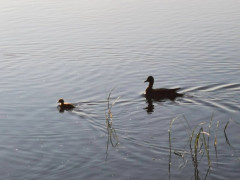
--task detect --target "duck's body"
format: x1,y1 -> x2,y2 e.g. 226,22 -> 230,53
144,76 -> 183,100
57,98 -> 75,110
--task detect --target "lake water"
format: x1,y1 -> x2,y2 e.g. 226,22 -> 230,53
0,0 -> 240,179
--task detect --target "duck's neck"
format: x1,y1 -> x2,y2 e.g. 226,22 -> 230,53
148,81 -> 153,89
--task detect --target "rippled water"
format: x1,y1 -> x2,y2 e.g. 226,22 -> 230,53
0,0 -> 240,179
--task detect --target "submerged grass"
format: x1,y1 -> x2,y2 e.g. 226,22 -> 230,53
214,121 -> 219,160
169,113 -> 239,180
168,113 -> 224,180
168,116 -> 179,179
224,119 -> 233,148
105,89 -> 120,159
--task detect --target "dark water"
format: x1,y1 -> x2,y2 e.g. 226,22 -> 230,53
0,0 -> 240,179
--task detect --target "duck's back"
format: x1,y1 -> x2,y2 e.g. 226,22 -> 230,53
146,87 -> 183,100
154,88 -> 181,94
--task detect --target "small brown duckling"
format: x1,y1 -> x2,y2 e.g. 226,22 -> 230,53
57,98 -> 75,110
144,76 -> 183,100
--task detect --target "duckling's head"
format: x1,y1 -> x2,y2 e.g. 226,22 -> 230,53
58,98 -> 64,104
144,76 -> 154,83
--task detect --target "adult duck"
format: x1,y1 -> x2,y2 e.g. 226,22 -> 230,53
144,76 -> 183,100
57,98 -> 75,110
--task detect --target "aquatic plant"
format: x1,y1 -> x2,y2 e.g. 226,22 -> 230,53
105,89 -> 120,159
168,113 -> 232,180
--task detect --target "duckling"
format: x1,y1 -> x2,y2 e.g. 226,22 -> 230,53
144,76 -> 183,100
57,98 -> 75,110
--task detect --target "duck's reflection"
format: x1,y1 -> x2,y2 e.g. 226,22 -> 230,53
144,95 -> 181,114
144,99 -> 155,113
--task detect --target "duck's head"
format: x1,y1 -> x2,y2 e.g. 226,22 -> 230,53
58,98 -> 64,104
144,76 -> 154,83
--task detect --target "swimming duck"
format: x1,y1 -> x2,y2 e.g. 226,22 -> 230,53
144,76 -> 183,100
57,98 -> 75,110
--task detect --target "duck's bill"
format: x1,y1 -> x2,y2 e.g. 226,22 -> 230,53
144,80 -> 148,82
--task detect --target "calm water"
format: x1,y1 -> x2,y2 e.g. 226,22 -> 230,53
0,0 -> 240,179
